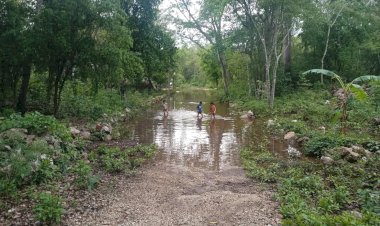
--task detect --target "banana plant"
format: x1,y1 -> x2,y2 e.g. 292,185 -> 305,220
303,69 -> 380,131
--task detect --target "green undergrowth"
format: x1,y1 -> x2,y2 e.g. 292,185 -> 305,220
0,112 -> 157,224
239,88 -> 379,225
23,78 -> 163,121
241,141 -> 380,225
60,87 -> 162,120
89,144 -> 156,174
237,89 -> 379,136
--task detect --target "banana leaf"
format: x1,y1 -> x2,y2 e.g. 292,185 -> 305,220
302,69 -> 339,79
348,84 -> 367,101
351,75 -> 380,83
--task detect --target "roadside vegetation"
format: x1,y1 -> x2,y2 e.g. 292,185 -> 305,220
240,86 -> 380,225
0,110 -> 157,224
0,0 -> 167,224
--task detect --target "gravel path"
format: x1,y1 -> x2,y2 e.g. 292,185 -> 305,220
65,158 -> 281,226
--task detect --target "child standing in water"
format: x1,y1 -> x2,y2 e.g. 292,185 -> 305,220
209,102 -> 216,120
197,101 -> 203,118
162,100 -> 168,117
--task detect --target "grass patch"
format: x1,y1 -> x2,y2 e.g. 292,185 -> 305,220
241,141 -> 380,225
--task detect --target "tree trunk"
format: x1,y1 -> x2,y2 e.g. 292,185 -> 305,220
46,66 -> 55,110
16,64 -> 32,115
284,30 -> 292,74
53,73 -> 61,117
217,50 -> 231,96
321,25 -> 331,84
270,54 -> 282,108
264,51 -> 271,105
321,6 -> 344,84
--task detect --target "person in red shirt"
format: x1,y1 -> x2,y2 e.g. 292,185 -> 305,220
209,102 -> 216,120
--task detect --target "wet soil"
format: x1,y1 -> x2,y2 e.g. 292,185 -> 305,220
65,160 -> 281,226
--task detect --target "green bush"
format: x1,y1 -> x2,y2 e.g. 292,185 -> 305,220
126,144 -> 156,169
241,147 -> 282,182
95,144 -> 156,173
0,108 -> 15,117
362,141 -> 380,153
99,147 -> 129,173
0,131 -> 66,189
0,127 -> 76,197
72,160 -> 99,190
358,189 -> 380,214
0,112 -> 71,141
241,99 -> 271,116
33,158 -> 59,184
303,134 -> 358,157
33,192 -> 64,225
282,211 -> 380,226
0,179 -> 18,198
276,118 -> 309,134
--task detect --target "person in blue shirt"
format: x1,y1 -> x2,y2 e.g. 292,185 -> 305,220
197,101 -> 203,118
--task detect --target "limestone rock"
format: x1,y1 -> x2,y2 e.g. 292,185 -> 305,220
351,145 -> 372,158
287,146 -> 301,158
319,126 -> 326,133
267,119 -> 275,127
341,147 -> 360,162
284,131 -> 297,142
10,128 -> 28,134
240,111 -> 255,120
80,131 -> 91,140
101,125 -> 112,134
104,134 -> 112,141
351,210 -> 362,219
70,127 -> 81,136
321,156 -> 334,165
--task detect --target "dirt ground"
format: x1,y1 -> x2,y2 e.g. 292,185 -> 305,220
65,157 -> 281,226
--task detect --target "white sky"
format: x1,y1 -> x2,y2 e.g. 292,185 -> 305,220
159,0 -> 203,47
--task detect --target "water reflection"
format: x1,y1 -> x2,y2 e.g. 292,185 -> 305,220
130,89 -> 245,171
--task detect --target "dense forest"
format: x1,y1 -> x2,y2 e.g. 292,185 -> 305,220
0,0 -> 176,116
1,0 -> 380,225
1,0 -> 380,114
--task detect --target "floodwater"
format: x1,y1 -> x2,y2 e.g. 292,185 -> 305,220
127,88 -> 288,171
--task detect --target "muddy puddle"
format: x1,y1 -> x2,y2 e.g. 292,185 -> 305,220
124,89 -> 292,171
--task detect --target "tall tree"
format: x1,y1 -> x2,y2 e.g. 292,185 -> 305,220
170,0 -> 232,95
0,0 -> 33,113
122,0 -> 176,88
33,0 -> 130,115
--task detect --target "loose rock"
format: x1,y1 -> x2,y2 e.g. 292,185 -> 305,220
80,131 -> 91,140
321,156 -> 334,165
70,127 -> 81,137
341,147 -> 360,163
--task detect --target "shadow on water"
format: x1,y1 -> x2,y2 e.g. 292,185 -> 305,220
123,88 -> 297,171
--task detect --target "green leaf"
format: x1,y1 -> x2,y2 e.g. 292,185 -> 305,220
302,69 -> 339,79
351,75 -> 380,84
348,84 -> 367,101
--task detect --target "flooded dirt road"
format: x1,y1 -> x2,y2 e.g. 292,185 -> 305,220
67,89 -> 281,226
